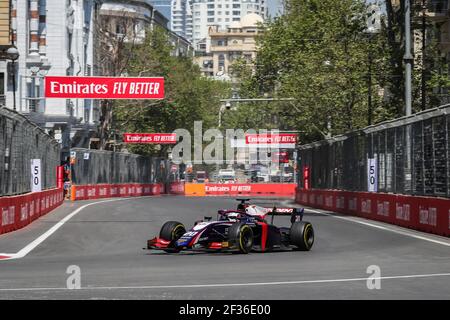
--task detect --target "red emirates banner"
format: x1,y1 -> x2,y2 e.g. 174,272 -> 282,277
45,76 -> 164,99
245,134 -> 298,148
123,133 -> 177,144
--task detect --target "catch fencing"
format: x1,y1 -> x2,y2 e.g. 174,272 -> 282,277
0,106 -> 60,196
297,105 -> 450,198
70,148 -> 170,185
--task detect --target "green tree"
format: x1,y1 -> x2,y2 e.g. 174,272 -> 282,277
231,0 -> 388,143
113,26 -> 230,156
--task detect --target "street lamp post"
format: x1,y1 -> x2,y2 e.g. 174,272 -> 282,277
365,3 -> 381,125
6,46 -> 19,111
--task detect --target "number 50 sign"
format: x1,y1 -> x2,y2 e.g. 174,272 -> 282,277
31,159 -> 42,192
367,156 -> 378,192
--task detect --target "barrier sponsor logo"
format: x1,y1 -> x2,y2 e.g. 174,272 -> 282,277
45,76 -> 164,100
119,187 -> 126,195
30,200 -> 35,217
170,183 -> 185,193
349,197 -> 357,211
419,207 -> 437,227
2,206 -> 14,226
361,199 -> 372,214
317,195 -> 323,206
111,187 -> 118,196
376,201 -> 390,217
76,188 -> 85,198
396,203 -> 410,221
88,187 -> 96,197
99,187 -> 108,196
325,195 -> 333,208
309,194 -> 315,205
20,203 -> 28,221
336,196 -> 345,209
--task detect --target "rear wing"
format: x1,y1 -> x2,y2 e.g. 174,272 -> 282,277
264,207 -> 304,224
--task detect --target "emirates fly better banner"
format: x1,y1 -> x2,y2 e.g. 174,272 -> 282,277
45,76 -> 164,99
123,133 -> 177,144
245,134 -> 298,149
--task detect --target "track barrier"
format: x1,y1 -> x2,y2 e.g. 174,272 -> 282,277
70,183 -> 164,200
0,188 -> 64,235
295,188 -> 450,237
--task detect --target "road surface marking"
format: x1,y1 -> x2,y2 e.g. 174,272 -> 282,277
0,197 -> 149,261
0,272 -> 449,291
303,207 -> 450,247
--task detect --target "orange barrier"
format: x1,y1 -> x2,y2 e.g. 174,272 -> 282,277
295,188 -> 450,237
184,183 -> 206,196
0,188 -> 64,235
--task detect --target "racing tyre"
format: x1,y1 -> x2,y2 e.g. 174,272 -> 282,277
290,221 -> 314,251
229,223 -> 254,254
159,221 -> 186,253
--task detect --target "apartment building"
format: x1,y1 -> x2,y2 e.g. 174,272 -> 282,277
195,12 -> 262,79
191,0 -> 266,48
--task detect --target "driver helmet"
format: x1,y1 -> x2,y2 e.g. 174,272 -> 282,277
228,212 -> 240,222
245,205 -> 259,216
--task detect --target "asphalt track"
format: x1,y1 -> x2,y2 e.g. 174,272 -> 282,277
0,195 -> 449,300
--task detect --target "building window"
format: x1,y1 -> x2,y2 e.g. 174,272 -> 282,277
0,72 -> 4,104
225,11 -> 230,15
233,4 -> 240,8
232,17 -> 240,21
207,4 -> 214,9
225,18 -> 230,22
218,18 -> 222,22
232,11 -> 240,15
218,54 -> 225,68
207,18 -> 214,22
208,10 -> 214,16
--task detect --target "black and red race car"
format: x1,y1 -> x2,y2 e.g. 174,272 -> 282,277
146,199 -> 314,254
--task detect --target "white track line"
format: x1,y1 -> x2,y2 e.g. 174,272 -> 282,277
0,197 -> 149,261
0,272 -> 449,291
304,207 -> 450,247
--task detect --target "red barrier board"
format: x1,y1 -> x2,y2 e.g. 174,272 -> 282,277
0,188 -> 64,235
70,183 -> 164,201
45,76 -> 164,99
295,188 -> 450,237
169,182 -> 185,195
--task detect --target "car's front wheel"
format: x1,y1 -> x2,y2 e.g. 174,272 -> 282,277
228,223 -> 254,254
290,221 -> 314,251
159,221 -> 186,253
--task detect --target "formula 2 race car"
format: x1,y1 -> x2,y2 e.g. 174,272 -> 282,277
146,199 -> 314,254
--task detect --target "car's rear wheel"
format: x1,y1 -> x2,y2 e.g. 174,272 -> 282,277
290,221 -> 314,251
159,221 -> 186,253
229,223 -> 254,254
